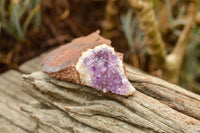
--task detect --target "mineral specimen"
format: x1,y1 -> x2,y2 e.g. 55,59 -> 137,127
41,30 -> 135,95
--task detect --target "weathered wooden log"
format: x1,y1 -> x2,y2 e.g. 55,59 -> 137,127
0,70 -> 37,133
21,64 -> 200,133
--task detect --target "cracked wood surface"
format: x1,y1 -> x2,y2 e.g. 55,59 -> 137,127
0,70 -> 37,133
1,51 -> 200,133
0,51 -> 50,133
0,52 -> 51,133
21,64 -> 200,133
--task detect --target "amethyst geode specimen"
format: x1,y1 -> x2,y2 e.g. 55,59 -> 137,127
41,31 -> 135,96
76,44 -> 135,95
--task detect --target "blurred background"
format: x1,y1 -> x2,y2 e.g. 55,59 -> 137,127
0,0 -> 200,94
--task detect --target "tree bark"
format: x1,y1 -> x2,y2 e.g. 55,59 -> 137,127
21,64 -> 200,133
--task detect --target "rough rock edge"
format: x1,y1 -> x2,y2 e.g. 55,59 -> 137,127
41,30 -> 124,85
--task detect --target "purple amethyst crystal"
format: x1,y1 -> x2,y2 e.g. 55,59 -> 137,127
76,44 -> 135,95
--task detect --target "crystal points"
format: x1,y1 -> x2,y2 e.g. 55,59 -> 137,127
76,44 -> 135,95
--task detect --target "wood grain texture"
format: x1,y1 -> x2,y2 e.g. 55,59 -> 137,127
21,65 -> 200,133
0,117 -> 28,133
0,70 -> 37,133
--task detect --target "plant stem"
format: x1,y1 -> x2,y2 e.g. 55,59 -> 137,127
128,0 -> 197,84
162,0 -> 198,84
102,0 -> 119,38
128,0 -> 166,65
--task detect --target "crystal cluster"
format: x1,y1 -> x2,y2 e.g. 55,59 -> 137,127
76,44 -> 135,95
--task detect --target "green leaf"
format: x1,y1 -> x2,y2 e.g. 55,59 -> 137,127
23,5 -> 40,34
19,0 -> 30,19
120,10 -> 134,48
10,0 -> 24,40
32,0 -> 41,30
0,0 -> 12,34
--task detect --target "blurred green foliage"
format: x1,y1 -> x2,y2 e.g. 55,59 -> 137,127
0,0 -> 41,41
121,0 -> 200,92
120,10 -> 143,49
181,27 -> 200,93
